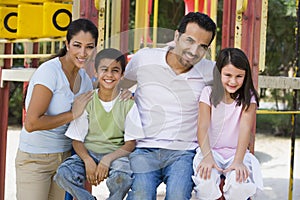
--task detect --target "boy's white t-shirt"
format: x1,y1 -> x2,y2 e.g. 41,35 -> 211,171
65,90 -> 144,142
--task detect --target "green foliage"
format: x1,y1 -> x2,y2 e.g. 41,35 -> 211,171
127,0 -> 185,53
150,0 -> 185,43
265,0 -> 296,76
8,83 -> 23,125
260,0 -> 300,135
129,0 -> 184,31
256,114 -> 300,136
8,43 -> 25,125
155,0 -> 185,30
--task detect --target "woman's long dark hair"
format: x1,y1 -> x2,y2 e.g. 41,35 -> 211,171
210,48 -> 259,110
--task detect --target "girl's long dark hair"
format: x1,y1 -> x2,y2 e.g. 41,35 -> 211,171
210,48 -> 259,110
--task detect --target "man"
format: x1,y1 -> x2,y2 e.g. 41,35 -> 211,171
124,12 -> 217,199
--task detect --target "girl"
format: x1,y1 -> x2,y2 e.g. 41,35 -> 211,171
192,48 -> 263,200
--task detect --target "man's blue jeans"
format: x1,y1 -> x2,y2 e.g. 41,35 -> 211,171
54,151 -> 133,200
126,148 -> 195,200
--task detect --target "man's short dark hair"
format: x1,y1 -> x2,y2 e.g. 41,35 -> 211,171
177,12 -> 216,46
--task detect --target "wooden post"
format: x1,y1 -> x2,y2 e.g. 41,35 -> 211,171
0,43 -> 12,200
222,0 -> 265,153
120,0 -> 130,54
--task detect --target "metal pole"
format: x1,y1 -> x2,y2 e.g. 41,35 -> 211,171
194,0 -> 199,12
143,0 -> 149,48
288,1 -> 299,199
288,113 -> 296,200
152,0 -> 159,48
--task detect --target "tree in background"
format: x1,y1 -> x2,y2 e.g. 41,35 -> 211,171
258,0 -> 300,135
9,44 -> 24,125
263,0 -> 297,110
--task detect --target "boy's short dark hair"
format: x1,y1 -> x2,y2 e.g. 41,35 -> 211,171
94,48 -> 126,72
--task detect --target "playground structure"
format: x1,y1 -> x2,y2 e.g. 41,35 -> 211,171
0,0 -> 299,199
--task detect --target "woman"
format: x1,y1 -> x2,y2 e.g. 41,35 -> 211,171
15,18 -> 98,200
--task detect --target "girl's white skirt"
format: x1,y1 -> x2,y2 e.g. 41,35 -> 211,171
192,148 -> 263,200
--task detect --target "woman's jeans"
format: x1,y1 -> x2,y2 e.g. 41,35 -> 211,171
54,151 -> 133,200
126,148 -> 195,200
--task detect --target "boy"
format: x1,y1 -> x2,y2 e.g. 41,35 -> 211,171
54,48 -> 144,200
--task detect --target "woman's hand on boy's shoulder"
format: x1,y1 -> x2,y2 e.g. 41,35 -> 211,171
71,91 -> 93,119
119,88 -> 134,101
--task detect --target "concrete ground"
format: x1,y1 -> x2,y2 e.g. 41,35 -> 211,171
5,126 -> 300,200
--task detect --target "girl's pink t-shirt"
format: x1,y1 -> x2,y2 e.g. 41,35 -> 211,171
199,86 -> 257,159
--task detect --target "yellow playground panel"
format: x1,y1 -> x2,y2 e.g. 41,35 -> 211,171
0,6 -> 18,38
0,0 -> 72,39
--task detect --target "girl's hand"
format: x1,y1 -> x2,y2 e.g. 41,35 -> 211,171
84,158 -> 98,186
196,155 -> 222,180
223,161 -> 249,183
71,91 -> 93,119
95,158 -> 110,184
119,89 -> 133,101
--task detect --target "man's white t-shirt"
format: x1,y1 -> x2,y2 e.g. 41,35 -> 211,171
124,47 -> 215,150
